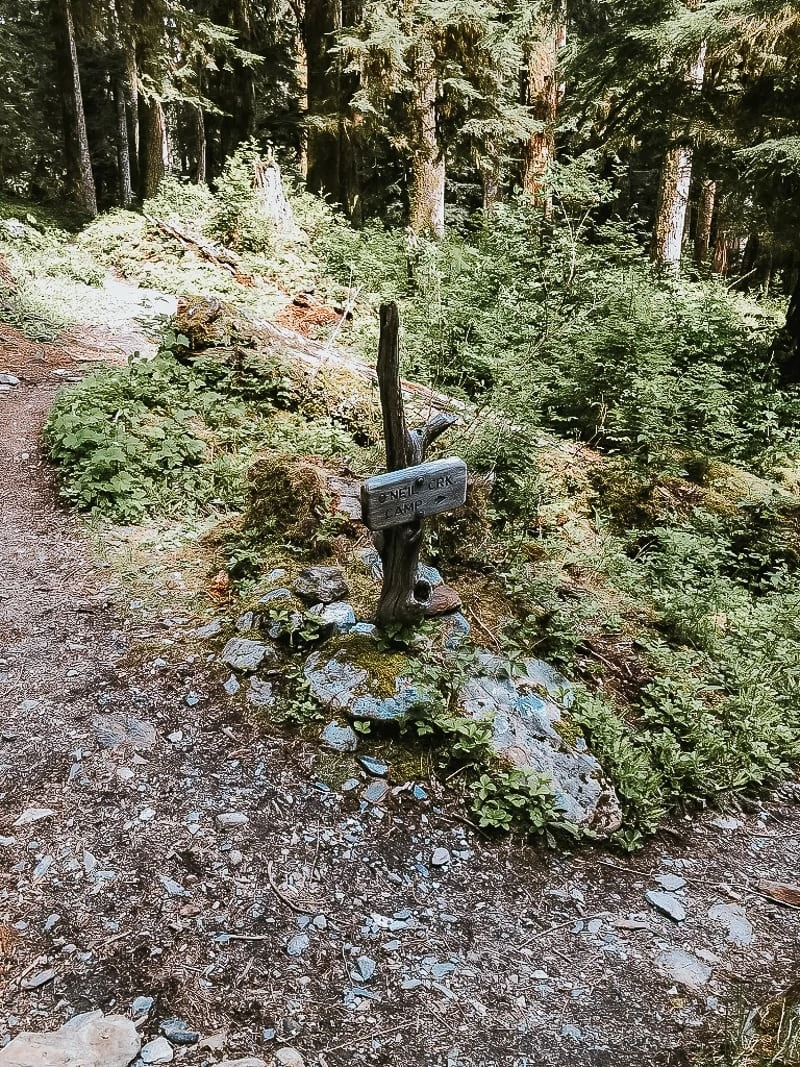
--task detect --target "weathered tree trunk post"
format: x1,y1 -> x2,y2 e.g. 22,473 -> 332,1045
374,302 -> 457,626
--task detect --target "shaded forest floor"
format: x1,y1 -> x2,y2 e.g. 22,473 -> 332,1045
1,274 -> 799,1067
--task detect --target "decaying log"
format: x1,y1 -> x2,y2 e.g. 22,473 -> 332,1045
375,301 -> 458,626
145,215 -> 254,284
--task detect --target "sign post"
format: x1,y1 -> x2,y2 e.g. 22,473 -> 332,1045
362,302 -> 464,626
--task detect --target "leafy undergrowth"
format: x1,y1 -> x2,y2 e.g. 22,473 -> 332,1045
32,158 -> 800,848
696,983 -> 800,1066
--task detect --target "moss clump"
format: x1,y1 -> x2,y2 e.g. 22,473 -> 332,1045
331,635 -> 413,698
246,451 -> 336,545
175,294 -> 257,350
428,477 -> 494,566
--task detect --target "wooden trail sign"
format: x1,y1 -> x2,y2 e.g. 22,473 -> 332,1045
361,457 -> 467,531
368,301 -> 463,626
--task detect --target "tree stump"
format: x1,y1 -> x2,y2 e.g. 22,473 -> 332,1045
374,302 -> 457,626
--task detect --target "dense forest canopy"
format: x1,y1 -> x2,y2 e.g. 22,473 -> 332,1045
1,1 -> 798,296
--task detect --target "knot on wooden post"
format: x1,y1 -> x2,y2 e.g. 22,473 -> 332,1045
367,301 -> 462,627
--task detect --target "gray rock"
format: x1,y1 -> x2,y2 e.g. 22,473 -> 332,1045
321,722 -> 358,752
221,637 -> 273,672
235,611 -> 256,633
216,811 -> 249,829
131,997 -> 153,1018
274,1051 -> 305,1067
352,956 -> 376,982
357,755 -> 389,776
159,1018 -> 200,1045
361,780 -> 390,805
707,902 -> 754,946
286,933 -> 310,956
441,612 -> 471,648
0,373 -> 20,386
655,873 -> 687,891
92,713 -> 156,750
0,1011 -> 140,1067
350,622 -> 377,638
217,1060 -> 267,1067
258,588 -> 293,605
20,969 -> 56,990
140,1036 -> 174,1063
247,677 -> 274,709
195,618 -> 222,638
223,675 -> 240,696
656,949 -> 712,990
13,806 -> 55,827
294,566 -> 349,604
313,601 -> 357,634
645,890 -> 686,922
431,847 -> 451,867
305,654 -> 368,711
159,875 -> 190,898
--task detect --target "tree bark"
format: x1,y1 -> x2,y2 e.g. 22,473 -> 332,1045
409,43 -> 445,239
712,231 -> 731,275
51,0 -> 97,216
374,302 -> 456,626
772,274 -> 800,384
305,0 -> 340,198
113,73 -> 133,207
652,35 -> 706,270
694,177 -> 715,265
523,3 -> 566,206
138,95 -> 167,200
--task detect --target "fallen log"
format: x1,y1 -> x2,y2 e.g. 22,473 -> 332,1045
144,215 -> 254,285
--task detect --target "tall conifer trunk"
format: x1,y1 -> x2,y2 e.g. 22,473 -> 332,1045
139,97 -> 167,200
694,177 -> 715,265
113,73 -> 133,207
305,0 -> 340,198
652,38 -> 706,270
523,2 -> 566,205
773,274 -> 800,384
409,42 -> 444,239
51,0 -> 97,216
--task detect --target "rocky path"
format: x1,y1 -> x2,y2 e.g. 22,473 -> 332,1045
0,307 -> 799,1067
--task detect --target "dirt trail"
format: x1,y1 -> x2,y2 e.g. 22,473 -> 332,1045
0,294 -> 799,1067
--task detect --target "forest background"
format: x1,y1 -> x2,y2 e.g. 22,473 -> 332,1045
3,0 -> 800,848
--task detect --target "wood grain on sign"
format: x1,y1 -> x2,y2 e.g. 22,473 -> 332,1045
361,457 -> 468,531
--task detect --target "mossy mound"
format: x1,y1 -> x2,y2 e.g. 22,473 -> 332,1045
175,294 -> 257,350
246,450 -> 362,547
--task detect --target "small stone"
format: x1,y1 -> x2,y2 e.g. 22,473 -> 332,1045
294,566 -> 349,605
361,779 -> 390,805
314,601 -> 356,633
216,812 -> 249,828
561,1024 -> 582,1041
0,373 -> 20,386
20,969 -> 56,990
43,913 -> 60,933
350,622 -> 377,638
131,996 -> 154,1018
286,933 -> 310,957
655,873 -> 687,892
185,692 -> 200,707
159,1018 -> 200,1045
138,807 -> 156,822
140,1036 -> 174,1063
228,849 -> 243,866
223,675 -> 240,696
221,638 -> 273,673
13,807 -> 55,827
710,815 -> 742,831
707,903 -> 755,946
195,618 -> 222,638
424,584 -> 462,617
645,890 -> 686,922
321,722 -> 358,753
259,588 -> 293,606
656,949 -> 712,990
274,1049 -> 305,1067
412,785 -> 428,801
352,956 -> 376,982
218,1061 -> 267,1067
248,677 -> 275,708
236,611 -> 256,632
431,847 -> 451,867
159,875 -> 190,898
357,755 -> 389,777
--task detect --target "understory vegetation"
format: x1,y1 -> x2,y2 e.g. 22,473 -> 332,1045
4,159 -> 800,848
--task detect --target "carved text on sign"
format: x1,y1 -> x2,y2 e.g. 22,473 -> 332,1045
361,457 -> 468,531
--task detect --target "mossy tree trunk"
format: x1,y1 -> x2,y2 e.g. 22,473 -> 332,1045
694,177 -> 715,265
523,2 -> 566,208
409,42 -> 445,240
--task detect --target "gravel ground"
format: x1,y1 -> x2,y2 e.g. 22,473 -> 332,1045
1,310 -> 799,1067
